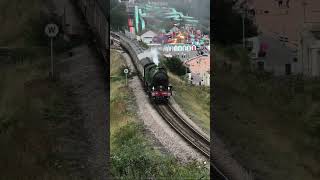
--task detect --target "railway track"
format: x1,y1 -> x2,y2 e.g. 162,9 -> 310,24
155,103 -> 229,180
155,104 -> 210,156
111,33 -> 229,179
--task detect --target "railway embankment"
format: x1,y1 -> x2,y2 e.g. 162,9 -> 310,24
110,49 -> 209,179
168,73 -> 210,135
0,0 -> 107,179
215,46 -> 320,180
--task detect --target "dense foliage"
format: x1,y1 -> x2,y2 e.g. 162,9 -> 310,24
214,56 -> 320,179
163,57 -> 189,76
212,0 -> 258,45
110,0 -> 128,31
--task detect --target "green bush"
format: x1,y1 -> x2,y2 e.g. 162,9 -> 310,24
111,122 -> 209,179
138,41 -> 149,49
164,57 -> 189,76
213,0 -> 258,45
110,0 -> 128,31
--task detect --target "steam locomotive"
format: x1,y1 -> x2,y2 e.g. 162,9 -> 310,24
116,32 -> 172,102
140,57 -> 172,101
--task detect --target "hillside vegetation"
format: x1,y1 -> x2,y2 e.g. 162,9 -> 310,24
0,1 -> 88,179
169,73 -> 210,134
110,50 -> 209,179
214,48 -> 320,180
0,0 -> 43,47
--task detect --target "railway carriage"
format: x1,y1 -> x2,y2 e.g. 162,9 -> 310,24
77,0 -> 171,102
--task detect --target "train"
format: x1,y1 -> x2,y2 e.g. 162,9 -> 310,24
75,0 -> 172,102
115,32 -> 173,102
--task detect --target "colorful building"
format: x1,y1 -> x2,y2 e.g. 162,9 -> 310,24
184,55 -> 210,86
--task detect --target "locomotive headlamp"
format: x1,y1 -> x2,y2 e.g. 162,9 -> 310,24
168,87 -> 171,90
152,86 -> 155,91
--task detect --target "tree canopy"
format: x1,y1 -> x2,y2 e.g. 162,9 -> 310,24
110,0 -> 128,31
163,56 -> 189,76
212,0 -> 258,45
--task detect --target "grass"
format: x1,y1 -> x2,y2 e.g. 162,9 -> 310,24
0,0 -> 42,47
0,1 -> 88,178
110,50 -> 209,179
168,73 -> 210,134
214,47 -> 320,180
111,122 -> 209,179
0,57 -> 87,179
110,50 -> 133,137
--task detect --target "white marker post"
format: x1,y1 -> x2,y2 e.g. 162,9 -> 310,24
45,23 -> 59,79
124,68 -> 129,86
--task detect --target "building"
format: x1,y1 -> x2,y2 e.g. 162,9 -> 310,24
184,55 -> 210,86
118,0 -> 134,3
246,0 -> 320,76
249,34 -> 297,76
140,30 -> 157,44
298,24 -> 320,76
246,36 -> 260,59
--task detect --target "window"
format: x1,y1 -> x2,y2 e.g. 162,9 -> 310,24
285,64 -> 291,75
293,57 -> 297,62
257,61 -> 264,71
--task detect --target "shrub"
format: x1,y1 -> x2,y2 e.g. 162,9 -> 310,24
164,57 -> 188,76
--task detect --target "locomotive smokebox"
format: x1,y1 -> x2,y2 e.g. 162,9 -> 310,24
153,69 -> 169,87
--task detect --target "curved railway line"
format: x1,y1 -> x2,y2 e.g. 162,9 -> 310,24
111,33 -> 229,180
72,1 -> 247,178
155,103 -> 210,156
155,103 -> 229,180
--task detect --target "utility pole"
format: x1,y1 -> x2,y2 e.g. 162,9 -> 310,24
241,1 -> 247,48
242,12 -> 245,48
302,0 -> 307,24
63,5 -> 66,27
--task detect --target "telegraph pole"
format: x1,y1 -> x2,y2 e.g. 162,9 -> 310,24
302,0 -> 307,23
242,12 -> 245,48
241,1 -> 247,48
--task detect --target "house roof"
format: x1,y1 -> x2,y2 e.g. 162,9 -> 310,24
184,55 -> 210,75
141,30 -> 157,38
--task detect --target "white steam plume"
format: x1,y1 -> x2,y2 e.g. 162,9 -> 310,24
150,48 -> 159,65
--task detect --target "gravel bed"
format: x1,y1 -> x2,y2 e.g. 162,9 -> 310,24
129,76 -> 208,164
58,45 -> 108,179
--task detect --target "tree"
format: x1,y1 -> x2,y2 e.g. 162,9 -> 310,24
164,56 -> 189,76
212,0 -> 258,45
110,0 -> 128,31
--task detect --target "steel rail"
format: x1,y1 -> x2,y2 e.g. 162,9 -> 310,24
110,32 -> 229,180
155,104 -> 229,180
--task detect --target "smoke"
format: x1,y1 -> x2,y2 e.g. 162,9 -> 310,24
150,48 -> 159,65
